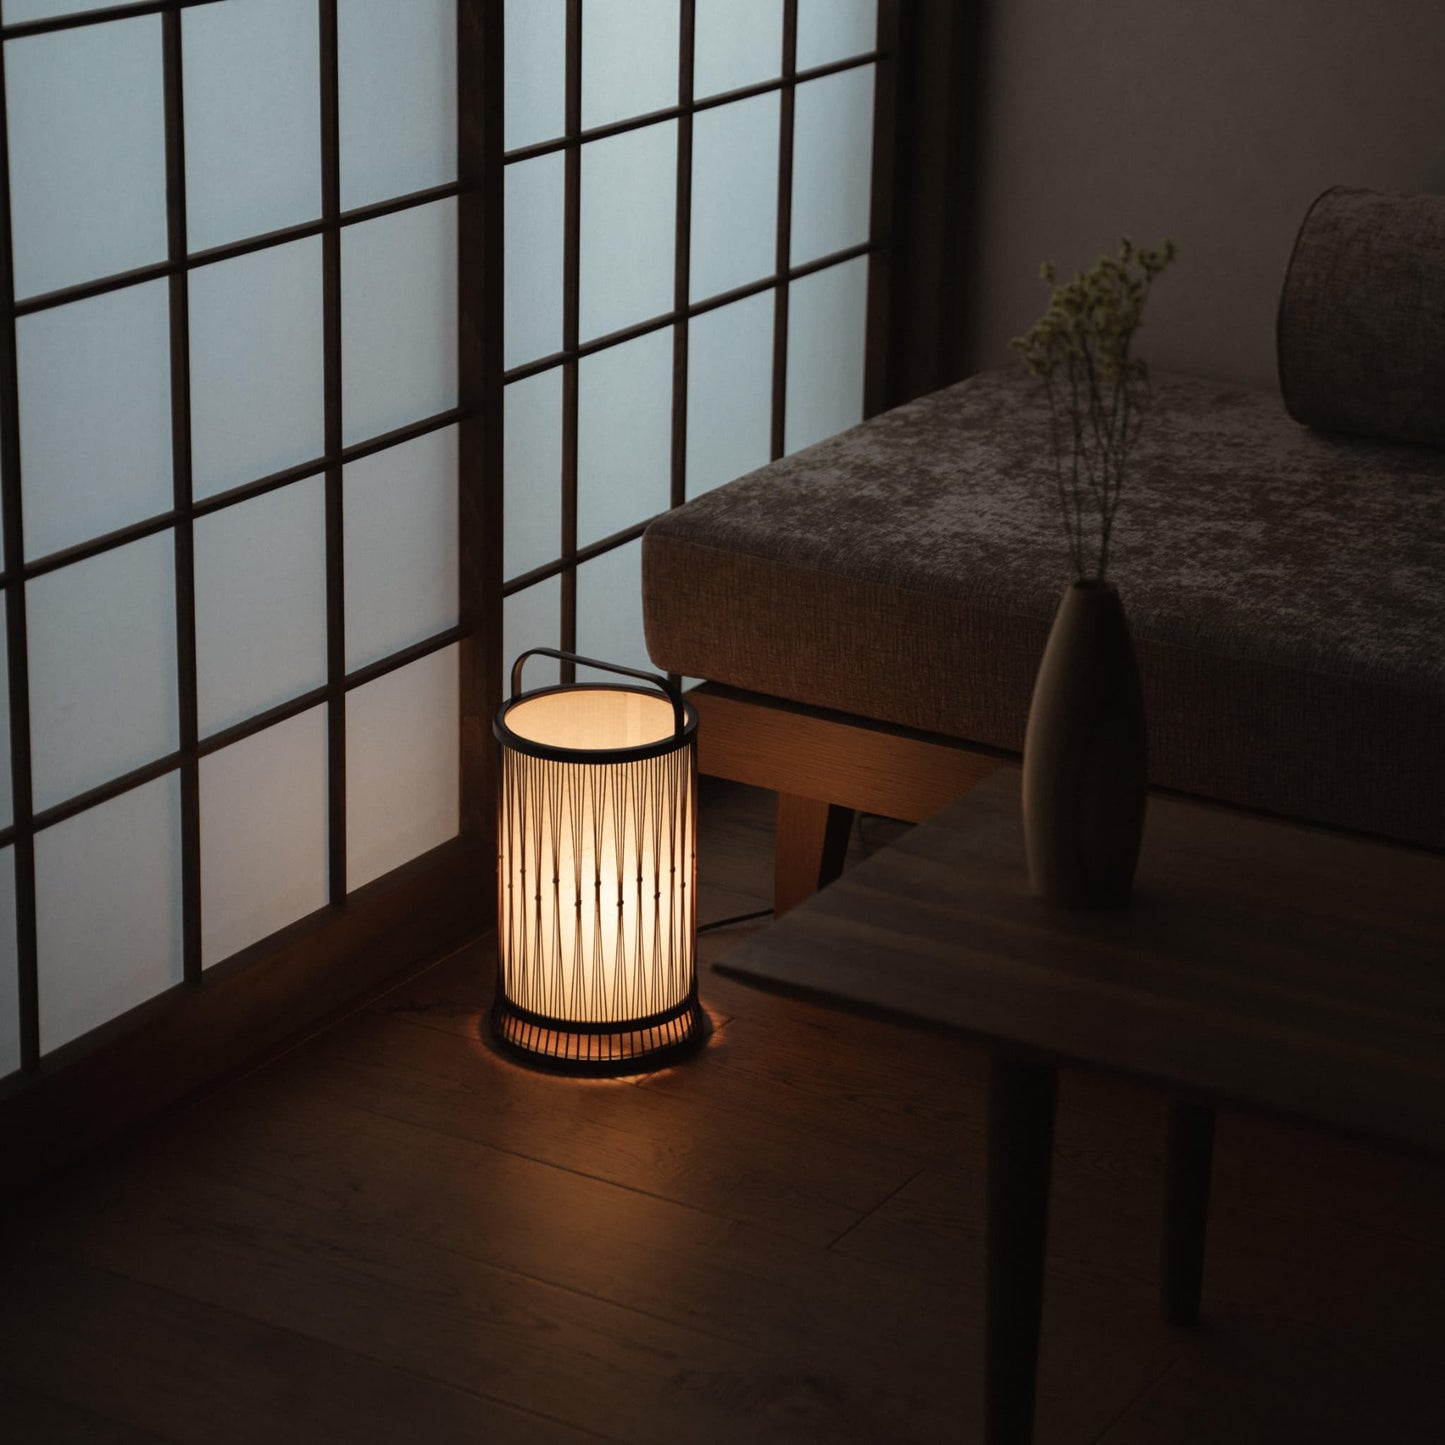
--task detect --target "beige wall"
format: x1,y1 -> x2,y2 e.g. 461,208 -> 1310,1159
969,0 -> 1445,391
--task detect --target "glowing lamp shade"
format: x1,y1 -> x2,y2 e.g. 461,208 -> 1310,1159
492,649 -> 701,1072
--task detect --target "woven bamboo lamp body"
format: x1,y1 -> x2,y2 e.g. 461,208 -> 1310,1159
492,649 -> 702,1072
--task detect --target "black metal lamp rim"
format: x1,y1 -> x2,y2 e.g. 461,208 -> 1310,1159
494,683 -> 699,766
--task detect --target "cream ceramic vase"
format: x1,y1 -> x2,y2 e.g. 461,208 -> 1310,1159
1022,580 -> 1147,906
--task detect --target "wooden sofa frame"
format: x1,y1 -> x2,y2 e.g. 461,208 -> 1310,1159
691,682 -> 1013,913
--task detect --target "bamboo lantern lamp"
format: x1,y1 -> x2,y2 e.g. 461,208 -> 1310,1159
491,649 -> 702,1072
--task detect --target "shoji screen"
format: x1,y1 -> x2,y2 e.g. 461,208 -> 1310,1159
0,0 -> 463,1082
501,0 -> 890,682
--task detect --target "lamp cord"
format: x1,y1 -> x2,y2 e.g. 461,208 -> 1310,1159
698,907 -> 773,933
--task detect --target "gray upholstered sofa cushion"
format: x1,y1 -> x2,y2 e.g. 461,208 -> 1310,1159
1278,186 -> 1445,447
642,368 -> 1445,848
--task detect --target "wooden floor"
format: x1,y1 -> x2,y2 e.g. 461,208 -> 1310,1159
1,780 -> 1442,1443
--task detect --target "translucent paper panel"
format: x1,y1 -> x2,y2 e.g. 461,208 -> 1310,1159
8,1 -> 121,19
189,238 -> 325,499
343,201 -> 458,445
577,328 -> 672,549
194,477 -> 327,737
791,66 -> 875,266
579,123 -> 676,342
347,645 -> 459,891
504,371 -> 563,580
505,580 -> 562,689
576,538 -> 650,676
786,256 -> 868,455
337,0 -> 456,211
687,291 -> 773,499
694,0 -> 783,97
36,775 -> 183,1054
505,0 -> 566,150
17,281 -> 172,560
690,93 -> 779,302
183,0 -> 322,252
28,534 -> 178,811
6,19 -> 167,298
0,849 -> 15,1079
582,0 -> 678,129
504,155 -> 565,369
796,0 -> 877,69
344,426 -> 459,670
200,707 -> 327,968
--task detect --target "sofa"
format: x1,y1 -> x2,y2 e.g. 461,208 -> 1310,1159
641,187 -> 1445,905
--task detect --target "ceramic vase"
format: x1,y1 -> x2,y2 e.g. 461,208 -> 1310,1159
1022,580 -> 1147,906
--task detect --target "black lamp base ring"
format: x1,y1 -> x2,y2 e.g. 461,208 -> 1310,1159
487,993 -> 706,1076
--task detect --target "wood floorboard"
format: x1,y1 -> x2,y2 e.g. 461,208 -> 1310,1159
1211,1108 -> 1445,1247
1096,1317 -> 1445,1444
243,1002 -> 928,1248
12,1158 -> 930,1445
834,1140 -> 1445,1342
2,777 -> 1442,1443
114,1078 -> 959,1372
0,1249 -> 605,1445
0,1378 -> 171,1445
9,1067 -> 1186,1443
17,1098 -> 967,1440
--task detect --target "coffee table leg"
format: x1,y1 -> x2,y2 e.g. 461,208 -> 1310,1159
986,1055 -> 1058,1445
1160,1098 -> 1215,1326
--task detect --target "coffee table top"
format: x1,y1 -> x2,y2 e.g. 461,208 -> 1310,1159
719,772 -> 1445,1154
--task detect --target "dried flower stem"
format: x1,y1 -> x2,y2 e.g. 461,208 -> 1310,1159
1012,237 -> 1176,581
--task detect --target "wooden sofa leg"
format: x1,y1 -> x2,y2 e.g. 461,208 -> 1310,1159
774,794 -> 854,915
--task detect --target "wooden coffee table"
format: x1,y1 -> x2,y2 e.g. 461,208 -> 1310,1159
717,770 -> 1445,1445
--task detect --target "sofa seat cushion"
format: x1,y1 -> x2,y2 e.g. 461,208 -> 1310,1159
642,368 -> 1445,848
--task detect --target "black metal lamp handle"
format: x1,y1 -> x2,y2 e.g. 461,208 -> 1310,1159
509,648 -> 686,738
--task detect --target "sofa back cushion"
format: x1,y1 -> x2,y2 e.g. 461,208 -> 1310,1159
1277,186 -> 1445,447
